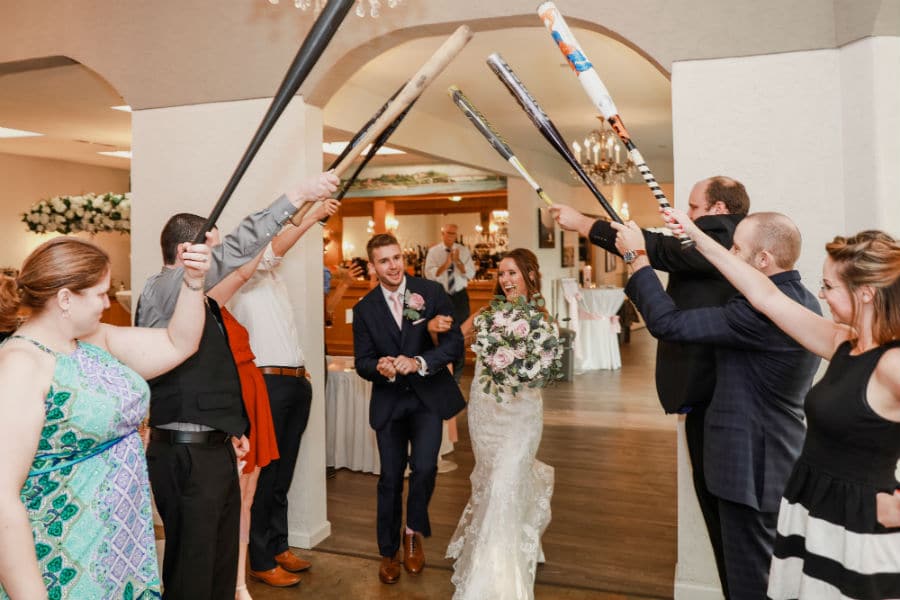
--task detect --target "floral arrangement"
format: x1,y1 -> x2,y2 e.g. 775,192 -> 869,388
22,192 -> 131,235
403,290 -> 426,321
472,294 -> 564,401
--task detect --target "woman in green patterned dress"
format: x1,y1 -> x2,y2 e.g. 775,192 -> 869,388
0,236 -> 211,599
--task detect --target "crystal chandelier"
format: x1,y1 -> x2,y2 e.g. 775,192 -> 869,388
570,120 -> 636,186
267,0 -> 403,18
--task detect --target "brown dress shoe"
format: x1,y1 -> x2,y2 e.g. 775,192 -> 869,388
402,531 -> 425,574
275,550 -> 312,573
378,555 -> 401,584
248,565 -> 302,587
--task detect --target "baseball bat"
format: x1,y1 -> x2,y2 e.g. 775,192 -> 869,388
537,2 -> 693,246
194,0 -> 354,242
325,82 -> 406,173
289,25 -> 473,224
317,97 -> 419,225
448,85 -> 553,207
486,53 -> 622,223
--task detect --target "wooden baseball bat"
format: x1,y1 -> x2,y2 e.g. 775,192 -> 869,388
325,82 -> 406,172
448,85 -> 553,207
194,0 -> 354,242
486,53 -> 622,223
537,2 -> 693,246
318,97 -> 419,225
290,25 -> 474,224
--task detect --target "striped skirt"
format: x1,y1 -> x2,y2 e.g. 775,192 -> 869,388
767,460 -> 900,600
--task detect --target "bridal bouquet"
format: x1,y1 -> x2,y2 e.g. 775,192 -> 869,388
22,192 -> 131,235
472,294 -> 564,400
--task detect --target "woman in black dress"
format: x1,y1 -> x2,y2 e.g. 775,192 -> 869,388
624,218 -> 900,599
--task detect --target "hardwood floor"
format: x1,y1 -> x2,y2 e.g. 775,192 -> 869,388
317,328 -> 677,598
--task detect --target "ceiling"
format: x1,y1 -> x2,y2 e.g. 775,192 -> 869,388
0,23 -> 670,181
323,25 -> 672,176
0,59 -> 131,170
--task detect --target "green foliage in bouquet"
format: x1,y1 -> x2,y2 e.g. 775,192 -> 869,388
471,293 -> 564,401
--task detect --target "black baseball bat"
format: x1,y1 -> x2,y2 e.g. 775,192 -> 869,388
318,97 -> 419,225
194,0 -> 354,242
448,85 -> 553,207
486,52 -> 622,224
325,82 -> 405,172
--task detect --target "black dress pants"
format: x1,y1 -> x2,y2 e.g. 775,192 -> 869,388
685,403 -> 731,599
374,391 -> 443,558
146,439 -> 240,600
249,374 -> 312,571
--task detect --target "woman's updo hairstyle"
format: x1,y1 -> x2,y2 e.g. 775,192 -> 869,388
825,230 -> 900,344
4,237 -> 110,322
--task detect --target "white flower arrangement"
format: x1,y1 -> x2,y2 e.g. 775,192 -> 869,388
472,294 -> 564,401
22,192 -> 131,235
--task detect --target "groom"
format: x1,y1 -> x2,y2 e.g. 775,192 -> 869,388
353,233 -> 466,584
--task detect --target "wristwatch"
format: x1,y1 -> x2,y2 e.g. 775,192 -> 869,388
622,249 -> 647,264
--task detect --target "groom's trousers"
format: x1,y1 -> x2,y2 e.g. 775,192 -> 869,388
374,391 -> 443,558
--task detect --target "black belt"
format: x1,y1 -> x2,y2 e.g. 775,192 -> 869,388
150,428 -> 230,445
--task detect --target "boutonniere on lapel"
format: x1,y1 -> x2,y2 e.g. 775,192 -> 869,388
403,291 -> 426,322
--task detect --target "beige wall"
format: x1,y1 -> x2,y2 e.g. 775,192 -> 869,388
0,151 -> 131,286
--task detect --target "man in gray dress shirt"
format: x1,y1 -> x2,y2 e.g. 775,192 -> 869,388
136,172 -> 337,599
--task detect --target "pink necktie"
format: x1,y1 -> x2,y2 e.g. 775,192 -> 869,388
390,292 -> 403,328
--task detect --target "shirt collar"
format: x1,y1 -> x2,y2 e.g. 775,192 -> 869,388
380,277 -> 406,302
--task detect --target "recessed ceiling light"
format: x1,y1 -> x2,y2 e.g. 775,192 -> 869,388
322,141 -> 405,156
97,150 -> 132,159
111,105 -> 132,112
0,126 -> 43,138
449,195 -> 462,202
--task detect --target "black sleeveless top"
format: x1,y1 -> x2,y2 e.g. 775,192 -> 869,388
801,340 -> 900,490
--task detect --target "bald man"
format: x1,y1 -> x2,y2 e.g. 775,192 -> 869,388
614,212 -> 822,599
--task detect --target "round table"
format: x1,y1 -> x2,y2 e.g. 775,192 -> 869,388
573,287 -> 625,372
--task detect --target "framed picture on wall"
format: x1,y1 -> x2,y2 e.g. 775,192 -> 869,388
561,235 -> 575,267
538,207 -> 555,248
605,250 -> 617,272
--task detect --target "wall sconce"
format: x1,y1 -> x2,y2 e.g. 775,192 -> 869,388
621,202 -> 630,221
366,219 -> 375,234
342,242 -> 355,256
474,224 -> 483,234
488,223 -> 499,234
386,216 -> 399,232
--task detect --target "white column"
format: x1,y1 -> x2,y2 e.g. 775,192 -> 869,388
131,97 -> 331,547
670,39 -> 900,597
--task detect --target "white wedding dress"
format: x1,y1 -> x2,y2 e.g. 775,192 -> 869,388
446,361 -> 555,600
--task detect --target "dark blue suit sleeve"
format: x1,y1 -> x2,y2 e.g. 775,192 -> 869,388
419,285 -> 464,375
352,302 -> 393,384
626,266 -> 771,350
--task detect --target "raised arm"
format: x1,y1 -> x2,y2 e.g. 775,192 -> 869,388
0,349 -> 52,599
663,211 -> 848,359
97,241 -> 211,379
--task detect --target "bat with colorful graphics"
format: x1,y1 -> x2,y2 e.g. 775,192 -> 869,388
537,1 -> 692,246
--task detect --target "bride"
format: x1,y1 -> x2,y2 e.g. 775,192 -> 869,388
442,248 -> 555,600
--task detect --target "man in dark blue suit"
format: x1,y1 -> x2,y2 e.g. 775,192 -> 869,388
613,212 -> 821,599
552,176 -> 749,595
353,233 -> 465,585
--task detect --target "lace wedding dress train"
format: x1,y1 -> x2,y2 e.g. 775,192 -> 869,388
446,362 -> 554,600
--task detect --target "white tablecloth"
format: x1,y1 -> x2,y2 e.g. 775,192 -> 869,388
324,356 -> 454,475
572,287 -> 625,372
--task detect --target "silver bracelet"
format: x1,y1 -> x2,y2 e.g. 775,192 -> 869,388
182,276 -> 204,292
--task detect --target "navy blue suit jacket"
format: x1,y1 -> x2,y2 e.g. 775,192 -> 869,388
626,267 -> 822,512
353,276 -> 466,431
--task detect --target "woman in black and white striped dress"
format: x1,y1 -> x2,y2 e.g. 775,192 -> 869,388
661,219 -> 900,599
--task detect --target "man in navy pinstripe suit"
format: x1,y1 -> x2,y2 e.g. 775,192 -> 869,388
614,212 -> 821,600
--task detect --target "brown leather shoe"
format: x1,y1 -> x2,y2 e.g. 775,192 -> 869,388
378,555 -> 401,584
402,531 -> 425,574
248,566 -> 302,587
275,550 -> 312,573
